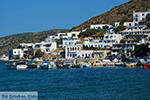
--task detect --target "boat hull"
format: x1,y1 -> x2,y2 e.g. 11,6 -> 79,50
7,66 -> 16,70
27,64 -> 38,68
40,63 -> 53,69
143,64 -> 150,69
16,65 -> 28,70
6,65 -> 27,70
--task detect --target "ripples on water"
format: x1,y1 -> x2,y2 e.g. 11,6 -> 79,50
0,62 -> 150,100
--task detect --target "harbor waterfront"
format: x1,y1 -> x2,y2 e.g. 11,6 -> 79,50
0,62 -> 150,100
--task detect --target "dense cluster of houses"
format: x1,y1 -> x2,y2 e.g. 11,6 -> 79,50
9,10 -> 150,60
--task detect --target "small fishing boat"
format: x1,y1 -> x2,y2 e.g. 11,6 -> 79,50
82,63 -> 90,67
143,59 -> 150,69
115,63 -> 124,66
0,54 -> 9,62
71,63 -> 81,68
126,63 -> 137,67
40,63 -> 53,69
57,64 -> 70,69
40,60 -> 53,69
6,61 -> 28,70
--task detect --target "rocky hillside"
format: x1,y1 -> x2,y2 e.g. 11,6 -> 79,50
71,0 -> 150,31
0,29 -> 68,56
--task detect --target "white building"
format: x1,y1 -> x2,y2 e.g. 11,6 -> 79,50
133,10 -> 150,22
62,39 -> 79,47
83,34 -> 123,48
90,24 -> 112,29
48,31 -> 83,40
9,49 -> 24,59
65,45 -> 109,59
34,41 -> 57,54
112,22 -> 120,28
111,43 -> 136,56
19,43 -> 34,58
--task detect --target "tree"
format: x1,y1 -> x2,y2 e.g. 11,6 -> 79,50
119,20 -> 125,26
103,25 -> 109,30
146,14 -> 150,28
35,49 -> 43,57
147,22 -> 150,29
16,55 -> 20,59
79,29 -> 98,37
118,50 -> 123,55
113,25 -> 126,33
146,14 -> 150,22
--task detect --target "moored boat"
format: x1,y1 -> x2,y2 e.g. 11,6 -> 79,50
27,62 -> 42,69
40,63 -> 53,69
71,63 -> 81,68
0,54 -> 9,62
143,59 -> 150,69
115,63 -> 123,66
40,60 -> 53,69
6,61 -> 28,70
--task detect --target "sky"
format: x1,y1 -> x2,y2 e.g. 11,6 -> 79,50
0,0 -> 130,37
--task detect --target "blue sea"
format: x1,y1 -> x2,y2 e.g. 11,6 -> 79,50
0,62 -> 150,100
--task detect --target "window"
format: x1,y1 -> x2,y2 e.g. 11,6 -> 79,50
98,27 -> 101,29
67,54 -> 69,57
142,18 -> 145,21
67,48 -> 69,51
129,23 -> 131,26
135,18 -> 138,21
78,47 -> 80,51
105,36 -> 108,38
135,14 -> 138,17
75,47 -> 77,50
142,13 -> 145,16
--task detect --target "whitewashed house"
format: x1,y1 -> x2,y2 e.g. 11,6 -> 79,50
83,34 -> 123,48
48,31 -> 83,40
34,41 -> 57,54
65,45 -> 110,59
90,24 -> 112,29
133,10 -> 150,22
19,43 -> 34,58
111,43 -> 136,56
62,39 -> 79,47
9,49 -> 24,59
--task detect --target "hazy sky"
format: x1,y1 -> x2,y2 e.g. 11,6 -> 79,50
0,0 -> 130,37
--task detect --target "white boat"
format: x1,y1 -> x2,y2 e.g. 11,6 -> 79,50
0,54 -> 9,61
40,63 -> 53,69
6,61 -> 28,70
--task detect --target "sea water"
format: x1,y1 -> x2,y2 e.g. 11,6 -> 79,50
0,62 -> 150,100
